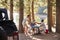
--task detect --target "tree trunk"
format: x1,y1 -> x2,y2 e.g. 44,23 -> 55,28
48,0 -> 53,32
31,0 -> 34,21
19,0 -> 24,33
56,0 -> 60,33
10,0 -> 13,20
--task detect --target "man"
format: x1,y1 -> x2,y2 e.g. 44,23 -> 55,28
40,19 -> 46,34
22,15 -> 31,36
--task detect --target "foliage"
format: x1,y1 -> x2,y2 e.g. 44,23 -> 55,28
0,0 -> 56,13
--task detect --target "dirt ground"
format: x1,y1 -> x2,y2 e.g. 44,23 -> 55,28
19,33 -> 60,40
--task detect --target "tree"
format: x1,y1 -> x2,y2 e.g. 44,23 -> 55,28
31,0 -> 35,21
48,0 -> 54,32
56,0 -> 60,33
19,0 -> 24,33
10,0 -> 13,20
